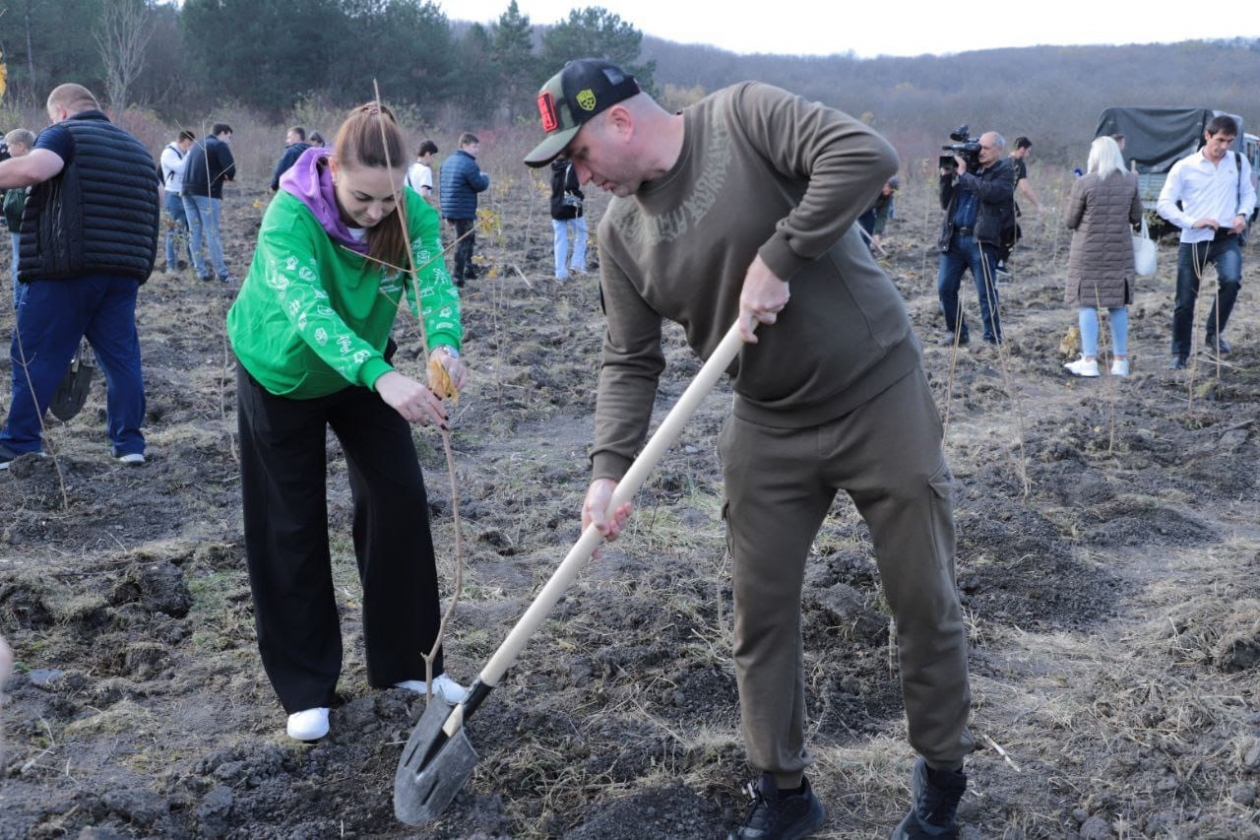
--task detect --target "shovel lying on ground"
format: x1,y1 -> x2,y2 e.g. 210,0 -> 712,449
394,319 -> 748,825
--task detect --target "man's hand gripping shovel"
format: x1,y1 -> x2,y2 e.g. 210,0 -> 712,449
394,320 -> 748,825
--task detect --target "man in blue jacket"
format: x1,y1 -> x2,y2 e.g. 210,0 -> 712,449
0,83 -> 159,469
270,126 -> 311,192
181,123 -> 236,283
439,133 -> 490,285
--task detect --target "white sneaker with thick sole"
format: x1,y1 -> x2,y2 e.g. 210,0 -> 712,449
1064,358 -> 1100,377
287,707 -> 330,741
118,453 -> 146,465
395,673 -> 468,705
1110,359 -> 1130,377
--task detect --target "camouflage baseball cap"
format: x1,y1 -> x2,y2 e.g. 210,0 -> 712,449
524,59 -> 641,168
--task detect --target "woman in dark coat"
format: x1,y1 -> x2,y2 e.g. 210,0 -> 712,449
1064,136 -> 1143,376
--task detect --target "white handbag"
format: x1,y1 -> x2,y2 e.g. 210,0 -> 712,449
1133,215 -> 1157,277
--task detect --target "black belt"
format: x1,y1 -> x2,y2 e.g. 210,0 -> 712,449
955,226 -> 974,237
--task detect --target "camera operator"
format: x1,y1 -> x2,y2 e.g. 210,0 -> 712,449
936,131 -> 1016,346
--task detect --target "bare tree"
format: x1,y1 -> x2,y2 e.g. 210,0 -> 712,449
95,0 -> 154,110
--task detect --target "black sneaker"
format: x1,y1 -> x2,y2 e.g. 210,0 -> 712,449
728,773 -> 825,840
892,758 -> 966,839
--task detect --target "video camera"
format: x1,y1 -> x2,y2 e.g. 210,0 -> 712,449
940,125 -> 982,173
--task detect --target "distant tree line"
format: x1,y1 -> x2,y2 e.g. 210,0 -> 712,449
0,0 -> 655,121
3,0 -> 1258,165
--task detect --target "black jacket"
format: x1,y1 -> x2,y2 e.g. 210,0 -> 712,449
182,134 -> 236,199
937,157 -> 1016,251
18,110 -> 160,283
549,160 -> 584,221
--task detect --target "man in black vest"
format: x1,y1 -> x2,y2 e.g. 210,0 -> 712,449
0,83 -> 159,470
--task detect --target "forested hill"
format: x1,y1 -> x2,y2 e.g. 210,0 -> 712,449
1,0 -> 1255,162
641,36 -> 1260,163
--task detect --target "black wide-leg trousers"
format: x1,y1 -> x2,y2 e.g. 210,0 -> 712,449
237,362 -> 445,714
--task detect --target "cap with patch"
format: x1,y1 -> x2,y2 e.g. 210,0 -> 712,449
524,59 -> 640,168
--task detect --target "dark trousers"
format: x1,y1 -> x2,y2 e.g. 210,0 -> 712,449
857,208 -> 876,238
937,232 -> 1002,343
1171,236 -> 1242,360
451,218 -> 476,280
1,274 -> 145,456
720,369 -> 974,780
237,363 -> 445,713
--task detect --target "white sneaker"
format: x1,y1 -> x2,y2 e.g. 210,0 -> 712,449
118,453 -> 146,465
286,707 -> 330,741
1064,358 -> 1100,377
1110,359 -> 1130,377
395,673 -> 468,705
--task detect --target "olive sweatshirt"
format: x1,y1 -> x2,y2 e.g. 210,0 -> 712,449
593,82 -> 920,481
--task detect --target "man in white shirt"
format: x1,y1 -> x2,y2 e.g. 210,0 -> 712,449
405,139 -> 437,202
1157,115 -> 1256,368
160,130 -> 195,275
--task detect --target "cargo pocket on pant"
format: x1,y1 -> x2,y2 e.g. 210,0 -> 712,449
927,455 -> 956,504
926,455 -> 960,576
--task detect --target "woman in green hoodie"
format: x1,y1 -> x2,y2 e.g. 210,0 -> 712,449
227,103 -> 466,741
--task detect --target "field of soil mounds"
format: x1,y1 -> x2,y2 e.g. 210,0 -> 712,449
3,155 -> 1260,839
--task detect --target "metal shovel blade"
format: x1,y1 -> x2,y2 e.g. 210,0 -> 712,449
394,696 -> 479,825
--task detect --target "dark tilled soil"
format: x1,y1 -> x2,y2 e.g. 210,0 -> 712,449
3,170 -> 1260,839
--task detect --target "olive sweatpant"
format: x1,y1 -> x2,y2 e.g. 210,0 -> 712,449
719,368 -> 974,783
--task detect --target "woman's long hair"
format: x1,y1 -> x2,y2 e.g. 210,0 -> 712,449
1087,136 -> 1127,180
333,103 -> 410,270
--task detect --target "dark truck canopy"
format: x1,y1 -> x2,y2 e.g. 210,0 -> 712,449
1095,107 -> 1246,174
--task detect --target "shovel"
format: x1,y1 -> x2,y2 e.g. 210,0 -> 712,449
50,341 -> 97,422
394,319 -> 748,825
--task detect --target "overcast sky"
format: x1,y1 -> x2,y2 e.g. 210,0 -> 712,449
439,0 -> 1259,58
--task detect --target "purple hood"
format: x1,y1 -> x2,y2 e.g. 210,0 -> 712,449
278,146 -> 369,255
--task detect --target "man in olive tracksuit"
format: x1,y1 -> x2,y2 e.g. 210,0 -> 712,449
525,59 -> 973,840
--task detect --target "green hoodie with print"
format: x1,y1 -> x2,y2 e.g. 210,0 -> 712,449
227,188 -> 460,398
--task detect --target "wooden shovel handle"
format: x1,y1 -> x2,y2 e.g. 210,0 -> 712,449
476,320 -> 745,689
